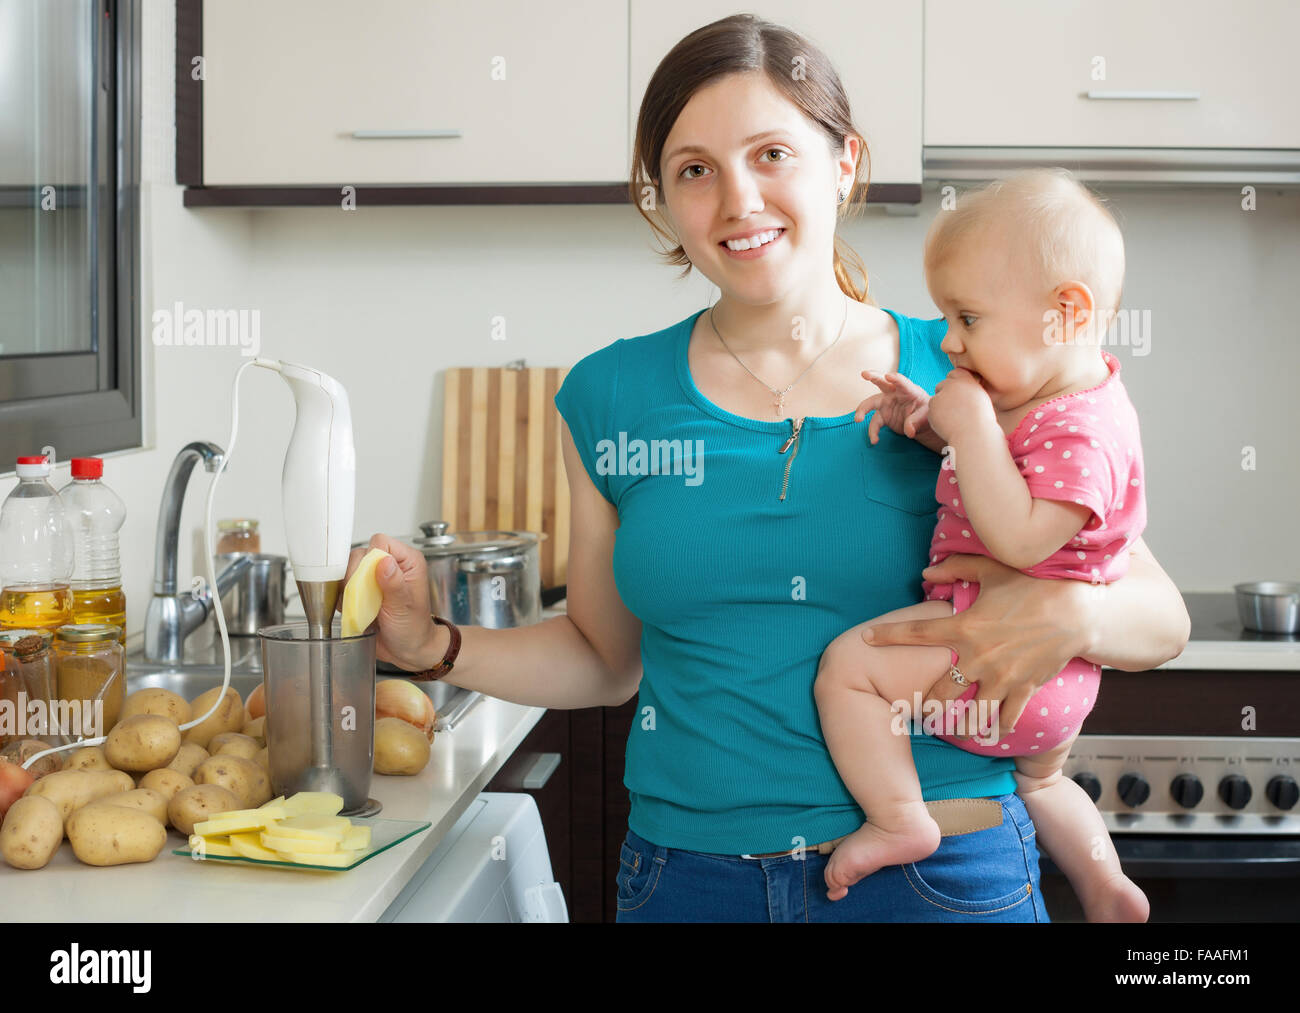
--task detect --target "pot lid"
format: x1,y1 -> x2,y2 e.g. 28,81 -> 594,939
412,520 -> 539,556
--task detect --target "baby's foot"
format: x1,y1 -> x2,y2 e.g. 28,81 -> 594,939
1080,871 -> 1150,923
824,801 -> 942,901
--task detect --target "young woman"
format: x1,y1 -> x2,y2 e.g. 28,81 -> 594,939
348,14 -> 1189,922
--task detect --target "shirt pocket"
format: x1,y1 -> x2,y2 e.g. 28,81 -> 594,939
861,432 -> 942,518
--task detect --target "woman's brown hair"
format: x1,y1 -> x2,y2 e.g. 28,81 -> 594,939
629,13 -> 874,303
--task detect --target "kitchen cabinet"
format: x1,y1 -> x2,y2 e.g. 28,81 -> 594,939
925,0 -> 1300,149
198,0 -> 628,186
629,1 -> 923,192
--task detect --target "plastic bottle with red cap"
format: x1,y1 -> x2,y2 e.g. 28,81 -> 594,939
59,458 -> 127,644
0,455 -> 75,632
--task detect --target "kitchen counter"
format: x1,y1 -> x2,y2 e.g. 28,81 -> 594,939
0,694 -> 545,922
1123,592 -> 1300,672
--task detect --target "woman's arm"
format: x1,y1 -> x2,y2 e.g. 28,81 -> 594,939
342,422 -> 644,710
861,539 -> 1189,737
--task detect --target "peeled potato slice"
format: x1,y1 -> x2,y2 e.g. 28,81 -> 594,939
229,831 -> 282,862
280,792 -> 344,818
341,548 -> 391,638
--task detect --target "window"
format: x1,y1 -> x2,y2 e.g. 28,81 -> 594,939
0,0 -> 141,467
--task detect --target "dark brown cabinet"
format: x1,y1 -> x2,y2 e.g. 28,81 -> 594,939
484,698 -> 638,923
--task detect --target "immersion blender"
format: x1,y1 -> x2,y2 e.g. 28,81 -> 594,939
255,360 -> 357,795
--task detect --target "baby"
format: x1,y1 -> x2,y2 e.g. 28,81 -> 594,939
814,168 -> 1149,922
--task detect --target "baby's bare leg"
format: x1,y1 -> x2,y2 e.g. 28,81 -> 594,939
1015,737 -> 1149,923
814,600 -> 955,900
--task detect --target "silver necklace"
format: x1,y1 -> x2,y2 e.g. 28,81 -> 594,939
709,295 -> 849,418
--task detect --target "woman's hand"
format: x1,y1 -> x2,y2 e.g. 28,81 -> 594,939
337,533 -> 442,671
862,553 -> 1093,738
855,370 -> 940,449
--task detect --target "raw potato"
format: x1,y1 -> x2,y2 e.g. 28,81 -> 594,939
341,548 -> 391,637
166,742 -> 209,778
374,717 -> 431,775
98,787 -> 168,825
241,716 -> 266,744
1,795 -> 64,869
244,683 -> 266,721
168,784 -> 242,836
66,747 -> 112,772
183,687 -> 244,748
105,714 -> 182,772
120,687 -> 192,726
253,747 -> 270,773
209,732 -> 260,760
193,755 -> 271,808
1,738 -> 63,779
22,769 -> 135,824
138,768 -> 193,807
66,803 -> 167,866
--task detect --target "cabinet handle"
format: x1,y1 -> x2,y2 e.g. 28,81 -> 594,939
1084,91 -> 1200,101
350,129 -> 464,139
522,752 -> 561,789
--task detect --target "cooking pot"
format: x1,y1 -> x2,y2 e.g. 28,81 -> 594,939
406,521 -> 544,629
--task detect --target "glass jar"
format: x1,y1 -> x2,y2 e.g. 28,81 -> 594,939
53,623 -> 124,742
0,630 -> 58,745
216,518 -> 260,555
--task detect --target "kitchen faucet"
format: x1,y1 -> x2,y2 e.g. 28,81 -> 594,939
142,441 -> 252,663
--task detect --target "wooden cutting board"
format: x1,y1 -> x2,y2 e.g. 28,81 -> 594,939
441,366 -> 571,590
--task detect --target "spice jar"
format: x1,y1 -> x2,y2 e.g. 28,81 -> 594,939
216,518 -> 260,554
53,623 -> 124,741
0,630 -> 57,744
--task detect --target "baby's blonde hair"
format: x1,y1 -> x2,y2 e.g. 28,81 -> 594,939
924,168 -> 1126,320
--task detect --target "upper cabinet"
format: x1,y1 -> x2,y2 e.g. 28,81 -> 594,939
629,2 -> 923,189
200,0 -> 628,186
925,0 -> 1300,149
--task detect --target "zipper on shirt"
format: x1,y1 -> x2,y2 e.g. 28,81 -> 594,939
778,416 -> 805,501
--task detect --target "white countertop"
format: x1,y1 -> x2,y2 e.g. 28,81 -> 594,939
0,695 -> 545,922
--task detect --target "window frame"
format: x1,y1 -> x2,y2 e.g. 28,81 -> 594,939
0,0 -> 142,469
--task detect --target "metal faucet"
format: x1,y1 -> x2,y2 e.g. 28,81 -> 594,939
143,441 -> 253,662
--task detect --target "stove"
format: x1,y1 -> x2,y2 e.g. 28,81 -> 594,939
1041,592 -> 1300,921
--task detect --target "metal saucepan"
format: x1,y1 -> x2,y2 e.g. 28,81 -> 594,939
216,552 -> 292,636
410,521 -> 545,629
1234,581 -> 1300,634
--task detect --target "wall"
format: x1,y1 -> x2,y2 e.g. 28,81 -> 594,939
2,0 -> 1296,650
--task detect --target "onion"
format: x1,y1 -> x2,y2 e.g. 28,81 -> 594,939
375,679 -> 437,742
0,758 -> 35,820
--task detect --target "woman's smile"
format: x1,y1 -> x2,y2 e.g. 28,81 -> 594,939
718,227 -> 786,259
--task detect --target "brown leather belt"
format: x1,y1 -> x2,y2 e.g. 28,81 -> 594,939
740,798 -> 1004,859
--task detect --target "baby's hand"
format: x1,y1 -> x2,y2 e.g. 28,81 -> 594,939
855,370 -> 935,446
929,367 -> 995,439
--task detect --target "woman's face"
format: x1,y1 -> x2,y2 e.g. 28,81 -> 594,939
658,72 -> 854,304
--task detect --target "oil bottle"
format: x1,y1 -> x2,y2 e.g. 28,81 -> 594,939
60,458 -> 127,645
0,456 -> 74,633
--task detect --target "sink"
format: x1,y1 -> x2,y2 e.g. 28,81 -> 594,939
124,656 -> 478,730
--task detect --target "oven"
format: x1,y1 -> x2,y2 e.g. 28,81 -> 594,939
1039,593 -> 1300,922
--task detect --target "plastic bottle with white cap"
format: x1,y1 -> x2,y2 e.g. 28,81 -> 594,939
0,456 -> 75,633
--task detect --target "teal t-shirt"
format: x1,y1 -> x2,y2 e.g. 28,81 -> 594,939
554,306 -> 1016,854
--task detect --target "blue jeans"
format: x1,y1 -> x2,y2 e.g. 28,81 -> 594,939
615,793 -> 1050,922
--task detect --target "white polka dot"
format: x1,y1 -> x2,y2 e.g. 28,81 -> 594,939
1068,425 -> 1078,432
1062,450 -> 1071,459
1090,439 -> 1099,448
1057,405 -> 1066,412
1054,480 -> 1064,488
1062,726 -> 1069,733
939,532 -> 946,538
1104,553 -> 1112,560
1039,707 -> 1049,716
1056,677 -> 1064,686
1056,421 -> 1066,427
961,529 -> 970,538
931,555 -> 937,562
952,499 -> 959,506
1000,743 -> 1010,750
1087,397 -> 1095,404
1035,412 -> 1043,419
1130,478 -> 1139,486
1082,697 -> 1089,705
1031,745 -> 1039,750
1035,731 -> 1044,738
1045,441 -> 1053,449
1064,705 -> 1071,714
1076,550 -> 1086,559
1078,673 -> 1085,681
1075,498 -> 1085,505
1081,468 -> 1090,477
1022,442 -> 1030,448
1030,424 -> 1038,432
1034,465 -> 1045,473
948,476 -> 957,484
961,580 -> 969,588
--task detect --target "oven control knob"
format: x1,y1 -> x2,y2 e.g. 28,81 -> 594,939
1218,774 -> 1252,810
1170,773 -> 1203,809
1117,772 -> 1149,807
1266,775 -> 1299,811
1072,772 -> 1102,802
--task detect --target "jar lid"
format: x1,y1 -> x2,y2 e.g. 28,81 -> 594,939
0,630 -> 53,657
55,623 -> 122,644
217,518 -> 259,532
412,520 -> 537,556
